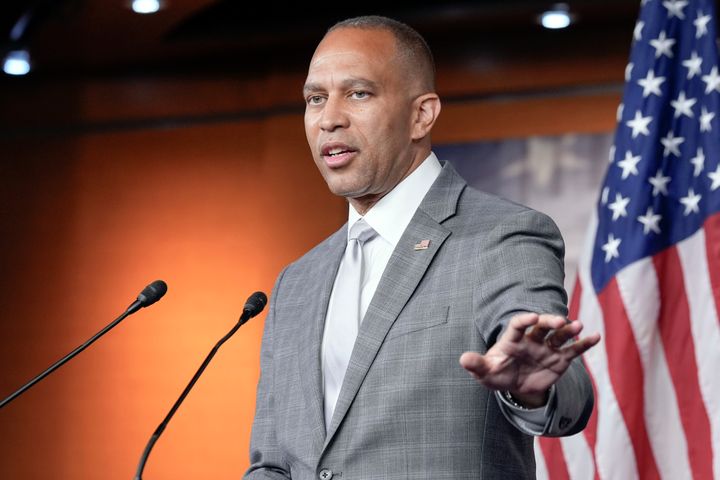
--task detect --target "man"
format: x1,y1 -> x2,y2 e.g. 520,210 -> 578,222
246,16 -> 600,479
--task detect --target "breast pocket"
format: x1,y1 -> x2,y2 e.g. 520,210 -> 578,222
386,305 -> 450,340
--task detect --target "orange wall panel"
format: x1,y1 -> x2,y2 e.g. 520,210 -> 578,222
0,117 -> 346,479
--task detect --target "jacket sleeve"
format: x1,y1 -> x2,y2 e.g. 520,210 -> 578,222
244,268 -> 292,479
476,207 -> 594,437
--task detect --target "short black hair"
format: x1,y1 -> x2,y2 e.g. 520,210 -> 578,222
328,15 -> 436,91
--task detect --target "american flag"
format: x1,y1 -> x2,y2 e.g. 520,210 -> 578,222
536,1 -> 720,479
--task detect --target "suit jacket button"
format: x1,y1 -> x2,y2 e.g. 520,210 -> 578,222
559,416 -> 572,429
318,468 -> 333,479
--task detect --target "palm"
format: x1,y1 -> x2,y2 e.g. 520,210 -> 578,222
460,313 -> 600,400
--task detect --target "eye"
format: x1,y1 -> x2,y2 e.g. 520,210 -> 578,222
350,91 -> 370,100
306,95 -> 326,105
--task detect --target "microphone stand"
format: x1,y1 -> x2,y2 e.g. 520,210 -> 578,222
134,298 -> 262,480
0,281 -> 166,410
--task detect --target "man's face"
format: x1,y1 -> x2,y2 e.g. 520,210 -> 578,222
303,28 -> 422,212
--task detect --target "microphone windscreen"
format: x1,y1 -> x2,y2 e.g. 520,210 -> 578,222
243,291 -> 268,318
137,280 -> 168,307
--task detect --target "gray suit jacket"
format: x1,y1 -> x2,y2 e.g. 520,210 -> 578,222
246,163 -> 593,479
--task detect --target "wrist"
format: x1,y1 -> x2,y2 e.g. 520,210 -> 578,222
503,389 -> 549,409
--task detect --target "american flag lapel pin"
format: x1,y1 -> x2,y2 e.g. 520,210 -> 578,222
414,239 -> 431,251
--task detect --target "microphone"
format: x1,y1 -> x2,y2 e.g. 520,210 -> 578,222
243,291 -> 268,321
133,291 -> 268,480
0,280 -> 168,410
127,280 -> 168,314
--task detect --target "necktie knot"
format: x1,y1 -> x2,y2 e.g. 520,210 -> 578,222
349,219 -> 377,245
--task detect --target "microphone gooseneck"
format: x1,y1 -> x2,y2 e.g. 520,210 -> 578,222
134,290 -> 268,480
0,280 -> 168,410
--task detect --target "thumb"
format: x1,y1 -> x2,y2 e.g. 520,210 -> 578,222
459,352 -> 490,379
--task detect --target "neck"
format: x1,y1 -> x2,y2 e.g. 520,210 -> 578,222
348,148 -> 432,216
348,195 -> 381,216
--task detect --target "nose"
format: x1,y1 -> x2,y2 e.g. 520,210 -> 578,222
318,96 -> 349,132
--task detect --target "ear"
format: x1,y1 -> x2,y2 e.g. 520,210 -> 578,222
411,93 -> 441,141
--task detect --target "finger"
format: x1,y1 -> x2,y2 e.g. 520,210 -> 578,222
459,351 -> 491,379
526,314 -> 568,343
545,320 -> 584,348
561,332 -> 601,357
503,313 -> 540,343
537,314 -> 570,330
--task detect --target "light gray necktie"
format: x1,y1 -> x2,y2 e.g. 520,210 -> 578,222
322,219 -> 377,431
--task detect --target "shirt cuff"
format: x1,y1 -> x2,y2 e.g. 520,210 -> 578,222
494,385 -> 557,436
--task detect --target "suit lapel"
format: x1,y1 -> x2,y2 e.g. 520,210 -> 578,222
324,163 -> 467,445
296,226 -> 347,452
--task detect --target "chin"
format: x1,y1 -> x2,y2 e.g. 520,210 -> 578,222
327,185 -> 356,199
325,182 -> 365,200
320,173 -> 355,195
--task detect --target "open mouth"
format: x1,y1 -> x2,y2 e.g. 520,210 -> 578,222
326,147 -> 351,157
321,143 -> 356,156
321,144 -> 357,167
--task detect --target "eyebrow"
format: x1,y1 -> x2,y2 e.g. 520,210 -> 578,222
302,77 -> 379,96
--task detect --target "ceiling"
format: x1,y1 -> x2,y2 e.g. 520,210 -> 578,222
0,0 -> 642,79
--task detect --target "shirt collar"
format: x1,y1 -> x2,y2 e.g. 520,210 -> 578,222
348,152 -> 442,247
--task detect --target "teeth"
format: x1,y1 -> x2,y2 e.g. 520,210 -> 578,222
328,147 -> 344,155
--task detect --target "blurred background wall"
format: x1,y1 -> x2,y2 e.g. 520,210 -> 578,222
0,1 -> 632,478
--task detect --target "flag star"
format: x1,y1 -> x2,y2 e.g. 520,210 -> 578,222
661,130 -> 684,157
601,186 -> 610,205
626,110 -> 653,138
670,91 -> 696,118
601,234 -> 622,262
702,66 -> 720,94
663,0 -> 688,19
700,106 -> 715,132
638,69 -> 666,97
634,20 -> 645,41
637,207 -> 662,234
608,193 -> 630,220
682,51 -> 702,79
616,103 -> 624,122
649,169 -> 671,196
650,30 -> 675,58
690,147 -> 705,176
694,11 -> 711,38
708,165 -> 720,191
617,151 -> 642,179
609,144 -> 616,163
625,62 -> 634,81
680,188 -> 701,215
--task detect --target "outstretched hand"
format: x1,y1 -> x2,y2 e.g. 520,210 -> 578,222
459,313 -> 601,407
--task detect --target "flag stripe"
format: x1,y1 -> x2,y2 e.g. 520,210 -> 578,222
576,215 -> 638,480
560,431 -> 595,480
678,225 -> 720,479
652,247 -> 714,480
568,277 -> 582,320
616,257 -> 691,479
704,213 -> 720,327
538,241 -> 600,480
597,278 -> 660,479
535,439 -> 550,480
580,364 -> 600,480
570,276 -> 602,480
538,438 -> 570,480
